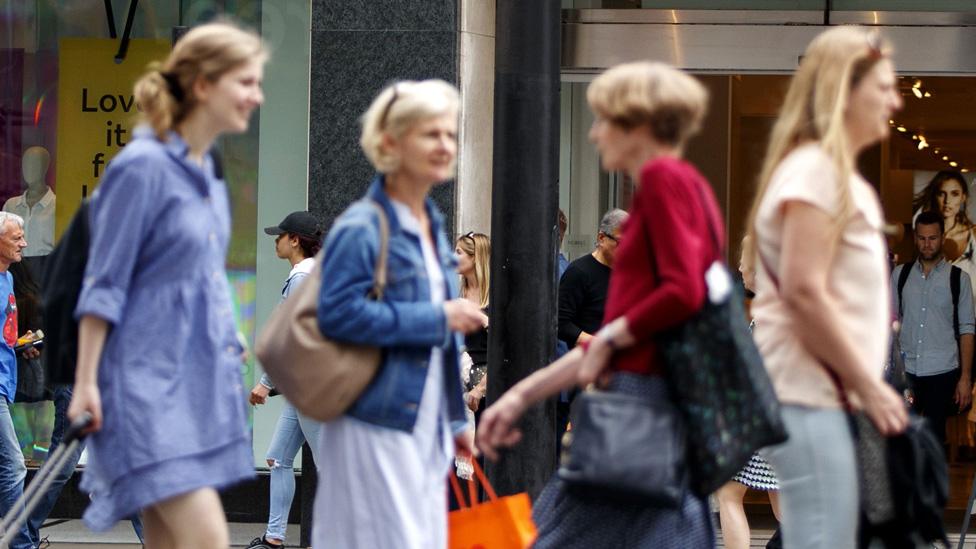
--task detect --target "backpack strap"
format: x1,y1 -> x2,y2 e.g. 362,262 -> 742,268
951,265 -> 962,340
210,150 -> 224,180
896,258 -> 915,320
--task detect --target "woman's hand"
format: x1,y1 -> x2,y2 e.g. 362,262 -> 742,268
249,383 -> 271,406
859,379 -> 908,436
477,388 -> 528,461
444,299 -> 489,334
455,428 -> 478,458
466,376 -> 487,412
67,382 -> 102,434
577,337 -> 614,386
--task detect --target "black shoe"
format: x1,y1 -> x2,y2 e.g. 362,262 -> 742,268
246,536 -> 284,549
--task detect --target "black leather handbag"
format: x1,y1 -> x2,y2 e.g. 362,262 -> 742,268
558,388 -> 687,506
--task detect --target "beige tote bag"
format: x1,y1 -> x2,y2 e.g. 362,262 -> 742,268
255,201 -> 388,421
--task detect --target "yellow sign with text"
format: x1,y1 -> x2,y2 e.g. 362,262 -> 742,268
55,38 -> 170,238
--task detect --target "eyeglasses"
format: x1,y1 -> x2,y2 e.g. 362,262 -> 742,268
601,232 -> 620,244
379,85 -> 399,129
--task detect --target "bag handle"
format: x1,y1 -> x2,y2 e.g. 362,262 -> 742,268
367,200 -> 390,300
449,459 -> 498,509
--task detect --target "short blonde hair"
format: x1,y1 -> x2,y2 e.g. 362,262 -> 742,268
134,20 -> 267,140
586,61 -> 707,148
360,80 -> 459,173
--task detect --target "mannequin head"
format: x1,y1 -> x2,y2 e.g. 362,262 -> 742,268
21,147 -> 50,192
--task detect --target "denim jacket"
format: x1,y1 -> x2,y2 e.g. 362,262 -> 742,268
317,175 -> 468,435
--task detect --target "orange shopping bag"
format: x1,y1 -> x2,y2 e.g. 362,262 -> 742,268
448,459 -> 537,549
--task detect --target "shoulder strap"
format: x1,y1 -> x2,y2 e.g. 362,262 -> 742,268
210,149 -> 224,180
896,259 -> 915,320
367,200 -> 389,300
951,265 -> 961,340
757,244 -> 851,409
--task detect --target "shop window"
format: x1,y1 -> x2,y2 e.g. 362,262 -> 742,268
1,1 -> 263,466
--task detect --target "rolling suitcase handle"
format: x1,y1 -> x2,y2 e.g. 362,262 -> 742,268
0,413 -> 92,548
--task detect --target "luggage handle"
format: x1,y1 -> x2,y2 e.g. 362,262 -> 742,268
0,413 -> 93,547
64,412 -> 94,444
449,459 -> 498,509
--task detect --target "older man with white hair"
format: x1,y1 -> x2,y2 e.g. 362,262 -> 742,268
0,211 -> 33,549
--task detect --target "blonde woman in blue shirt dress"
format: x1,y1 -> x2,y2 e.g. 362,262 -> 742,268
312,80 -> 487,549
67,22 -> 267,548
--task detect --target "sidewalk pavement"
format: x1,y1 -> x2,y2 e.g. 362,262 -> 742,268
34,520 -> 299,548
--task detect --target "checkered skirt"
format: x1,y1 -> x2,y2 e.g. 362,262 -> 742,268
731,452 -> 779,491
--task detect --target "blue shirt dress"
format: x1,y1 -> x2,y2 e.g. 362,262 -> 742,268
74,127 -> 253,531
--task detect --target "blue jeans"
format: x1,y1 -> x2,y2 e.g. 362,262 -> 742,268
0,398 -> 32,549
265,402 -> 321,542
763,405 -> 858,549
26,386 -> 144,547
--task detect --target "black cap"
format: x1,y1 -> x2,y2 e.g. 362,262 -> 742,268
264,211 -> 320,240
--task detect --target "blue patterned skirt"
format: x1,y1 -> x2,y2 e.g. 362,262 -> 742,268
532,374 -> 715,548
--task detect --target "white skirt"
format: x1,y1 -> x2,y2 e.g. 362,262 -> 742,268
312,352 -> 454,549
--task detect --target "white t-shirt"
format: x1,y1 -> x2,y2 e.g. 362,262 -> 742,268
752,143 -> 890,409
3,187 -> 55,257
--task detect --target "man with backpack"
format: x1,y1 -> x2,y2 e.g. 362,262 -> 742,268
894,210 -> 976,447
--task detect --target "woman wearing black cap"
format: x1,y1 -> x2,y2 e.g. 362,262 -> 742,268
246,211 -> 322,549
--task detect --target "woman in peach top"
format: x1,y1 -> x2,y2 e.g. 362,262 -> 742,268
745,27 -> 908,549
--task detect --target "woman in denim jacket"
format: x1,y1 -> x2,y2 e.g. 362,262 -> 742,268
312,80 -> 487,549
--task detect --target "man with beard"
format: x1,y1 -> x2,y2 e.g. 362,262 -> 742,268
894,209 -> 975,445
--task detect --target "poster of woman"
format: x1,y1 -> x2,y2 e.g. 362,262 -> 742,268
913,170 -> 976,293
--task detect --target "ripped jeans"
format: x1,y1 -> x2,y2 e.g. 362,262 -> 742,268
265,402 -> 322,542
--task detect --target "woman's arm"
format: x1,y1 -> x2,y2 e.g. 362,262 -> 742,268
477,347 -> 584,460
778,201 -> 906,434
618,170 -> 711,343
318,219 -> 480,347
67,315 -> 109,432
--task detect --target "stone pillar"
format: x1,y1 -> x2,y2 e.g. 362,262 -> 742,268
486,0 -> 561,498
455,0 -> 495,236
308,1 -> 459,233
304,2 -> 460,542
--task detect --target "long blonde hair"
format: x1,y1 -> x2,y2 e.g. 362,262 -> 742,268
744,26 -> 890,266
457,232 -> 490,309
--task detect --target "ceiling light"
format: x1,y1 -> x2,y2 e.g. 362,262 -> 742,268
951,161 -> 958,167
912,134 -> 918,140
912,88 -> 923,99
913,79 -> 922,89
889,119 -> 895,125
935,149 -> 940,154
924,91 -> 932,98
897,126 -> 907,132
918,140 -> 928,150
963,169 -> 970,173
943,156 -> 949,161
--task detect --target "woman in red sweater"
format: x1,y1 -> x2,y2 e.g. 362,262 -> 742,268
477,61 -> 718,548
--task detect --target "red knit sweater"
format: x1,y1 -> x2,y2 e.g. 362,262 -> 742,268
603,157 -> 725,376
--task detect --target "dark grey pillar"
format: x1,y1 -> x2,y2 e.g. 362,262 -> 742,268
304,3 -> 460,541
486,0 -> 561,499
307,1 -> 458,235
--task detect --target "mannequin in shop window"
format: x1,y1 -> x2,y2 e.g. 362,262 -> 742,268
4,146 -> 56,277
